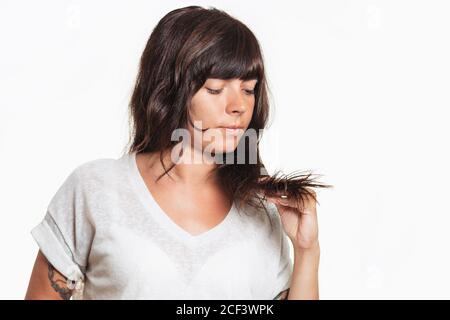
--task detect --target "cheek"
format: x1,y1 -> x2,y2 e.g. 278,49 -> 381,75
244,101 -> 256,124
190,94 -> 222,124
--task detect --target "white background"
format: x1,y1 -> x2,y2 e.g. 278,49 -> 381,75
1,0 -> 449,299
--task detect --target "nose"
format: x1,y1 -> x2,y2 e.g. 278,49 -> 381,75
225,88 -> 247,115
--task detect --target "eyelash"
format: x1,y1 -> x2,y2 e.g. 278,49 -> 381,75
206,88 -> 255,96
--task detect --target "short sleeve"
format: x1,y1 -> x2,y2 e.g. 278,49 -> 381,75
30,165 -> 94,298
269,205 -> 293,299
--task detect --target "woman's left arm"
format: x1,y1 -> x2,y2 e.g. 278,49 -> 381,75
266,189 -> 321,300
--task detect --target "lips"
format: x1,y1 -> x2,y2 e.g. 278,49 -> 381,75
219,124 -> 245,129
218,125 -> 245,136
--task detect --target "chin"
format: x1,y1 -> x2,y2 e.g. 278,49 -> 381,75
204,141 -> 239,158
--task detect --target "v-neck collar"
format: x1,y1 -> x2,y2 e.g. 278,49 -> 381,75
124,151 -> 237,244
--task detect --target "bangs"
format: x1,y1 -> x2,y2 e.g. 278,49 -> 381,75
192,23 -> 264,85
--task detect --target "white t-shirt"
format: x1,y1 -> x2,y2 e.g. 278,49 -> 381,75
30,151 -> 293,300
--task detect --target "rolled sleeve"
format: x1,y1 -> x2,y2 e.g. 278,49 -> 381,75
31,212 -> 85,282
30,165 -> 95,299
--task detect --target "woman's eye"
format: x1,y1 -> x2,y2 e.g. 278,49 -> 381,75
206,88 -> 222,95
206,87 -> 255,95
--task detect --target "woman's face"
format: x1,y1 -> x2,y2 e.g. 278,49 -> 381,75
187,77 -> 257,157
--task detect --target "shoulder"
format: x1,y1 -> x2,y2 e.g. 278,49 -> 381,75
70,155 -> 126,185
46,154 -> 129,217
53,154 -> 127,197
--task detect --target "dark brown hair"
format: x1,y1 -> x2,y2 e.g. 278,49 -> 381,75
123,5 -> 333,216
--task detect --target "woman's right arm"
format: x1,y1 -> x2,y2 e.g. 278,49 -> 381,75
25,250 -> 74,300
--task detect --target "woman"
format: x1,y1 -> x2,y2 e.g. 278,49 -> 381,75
25,5 -> 330,300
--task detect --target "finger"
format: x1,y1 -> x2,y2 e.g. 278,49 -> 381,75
266,195 -> 297,208
267,195 -> 317,217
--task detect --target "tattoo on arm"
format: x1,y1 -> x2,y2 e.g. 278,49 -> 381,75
273,288 -> 290,300
47,264 -> 73,300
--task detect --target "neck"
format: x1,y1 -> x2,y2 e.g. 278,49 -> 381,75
141,144 -> 220,186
